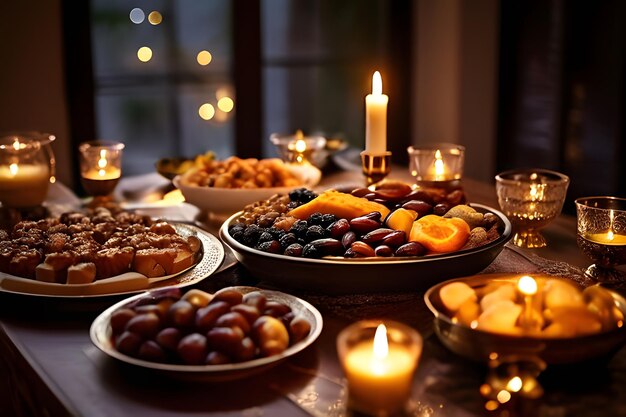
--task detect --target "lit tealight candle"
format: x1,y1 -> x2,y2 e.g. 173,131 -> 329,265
365,71 -> 389,155
288,130 -> 309,164
338,321 -> 422,416
585,209 -> 626,245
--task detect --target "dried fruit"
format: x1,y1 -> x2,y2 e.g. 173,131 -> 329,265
409,215 -> 470,253
349,216 -> 381,234
287,190 -> 390,221
394,241 -> 426,257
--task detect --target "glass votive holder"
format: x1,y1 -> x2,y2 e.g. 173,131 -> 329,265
78,141 -> 125,197
337,320 -> 423,416
407,144 -> 465,191
495,169 -> 569,248
270,131 -> 327,167
0,132 -> 56,209
575,196 -> 626,283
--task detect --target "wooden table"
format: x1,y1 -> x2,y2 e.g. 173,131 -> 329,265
1,171 -> 623,417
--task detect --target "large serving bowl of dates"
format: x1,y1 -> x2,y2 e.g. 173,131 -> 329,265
219,182 -> 512,294
425,273 -> 626,364
90,286 -> 323,381
173,156 -> 321,215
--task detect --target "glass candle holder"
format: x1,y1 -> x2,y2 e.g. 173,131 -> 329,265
495,169 -> 569,248
78,141 -> 124,197
576,196 -> 626,283
407,144 -> 465,191
337,320 -> 422,416
360,150 -> 392,186
270,131 -> 326,167
0,132 -> 55,208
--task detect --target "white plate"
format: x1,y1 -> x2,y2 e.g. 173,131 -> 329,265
90,286 -> 323,381
0,224 -> 225,299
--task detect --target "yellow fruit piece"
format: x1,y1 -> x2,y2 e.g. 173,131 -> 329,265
409,215 -> 470,253
480,283 -> 516,311
455,298 -> 481,327
287,190 -> 390,220
440,281 -> 477,313
543,279 -> 584,309
385,208 -> 418,236
542,306 -> 602,337
477,299 -> 523,335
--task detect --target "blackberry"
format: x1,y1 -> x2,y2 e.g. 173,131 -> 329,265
257,232 -> 274,245
289,220 -> 308,239
307,212 -> 323,226
279,232 -> 297,249
283,243 -> 303,257
302,243 -> 322,258
320,214 -> 337,228
256,240 -> 281,254
305,225 -> 327,241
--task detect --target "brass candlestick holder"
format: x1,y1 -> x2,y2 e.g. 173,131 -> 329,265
360,151 -> 391,186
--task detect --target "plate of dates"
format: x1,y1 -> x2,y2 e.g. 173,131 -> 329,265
90,286 -> 323,381
219,185 -> 512,294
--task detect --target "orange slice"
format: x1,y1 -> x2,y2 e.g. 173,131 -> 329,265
409,215 -> 470,253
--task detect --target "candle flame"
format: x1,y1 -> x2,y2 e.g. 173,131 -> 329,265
506,376 -> 523,393
372,71 -> 382,96
98,169 -> 106,177
9,163 -> 18,176
295,139 -> 307,153
373,324 -> 388,359
434,149 -> 445,179
518,275 -> 537,296
98,149 -> 108,169
608,230 -> 615,241
12,140 -> 20,151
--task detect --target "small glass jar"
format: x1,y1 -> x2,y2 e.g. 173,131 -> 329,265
78,141 -> 125,197
407,144 -> 465,191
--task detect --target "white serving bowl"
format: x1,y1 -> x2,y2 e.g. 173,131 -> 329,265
173,164 -> 321,215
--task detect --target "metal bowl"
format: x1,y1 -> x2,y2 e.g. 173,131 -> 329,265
220,204 -> 512,295
424,273 -> 626,364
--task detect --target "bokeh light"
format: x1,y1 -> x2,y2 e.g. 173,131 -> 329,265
198,103 -> 215,120
148,11 -> 163,25
137,47 -> 153,62
197,50 -> 212,66
129,8 -> 145,24
217,97 -> 234,112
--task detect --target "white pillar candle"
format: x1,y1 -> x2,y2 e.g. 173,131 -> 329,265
365,71 -> 389,154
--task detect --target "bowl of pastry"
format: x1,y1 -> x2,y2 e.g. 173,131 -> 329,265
174,156 -> 321,216
425,273 -> 626,364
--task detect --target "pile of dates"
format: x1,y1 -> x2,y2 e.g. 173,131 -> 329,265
228,184 -> 500,259
109,287 -> 311,365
